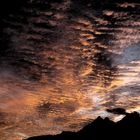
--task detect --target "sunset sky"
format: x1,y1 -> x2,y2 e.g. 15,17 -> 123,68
0,0 -> 140,139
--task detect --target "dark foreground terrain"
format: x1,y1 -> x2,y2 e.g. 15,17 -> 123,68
27,111 -> 140,140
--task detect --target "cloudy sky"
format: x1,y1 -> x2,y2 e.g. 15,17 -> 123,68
0,0 -> 140,139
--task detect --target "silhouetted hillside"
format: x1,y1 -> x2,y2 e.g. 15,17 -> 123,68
26,111 -> 140,140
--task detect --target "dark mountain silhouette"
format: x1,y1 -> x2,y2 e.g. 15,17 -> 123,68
26,111 -> 140,140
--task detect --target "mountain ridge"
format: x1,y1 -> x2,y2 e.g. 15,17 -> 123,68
26,111 -> 140,140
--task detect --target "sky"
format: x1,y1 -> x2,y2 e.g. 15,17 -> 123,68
0,0 -> 140,139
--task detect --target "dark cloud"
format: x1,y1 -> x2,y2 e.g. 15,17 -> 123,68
106,108 -> 127,115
